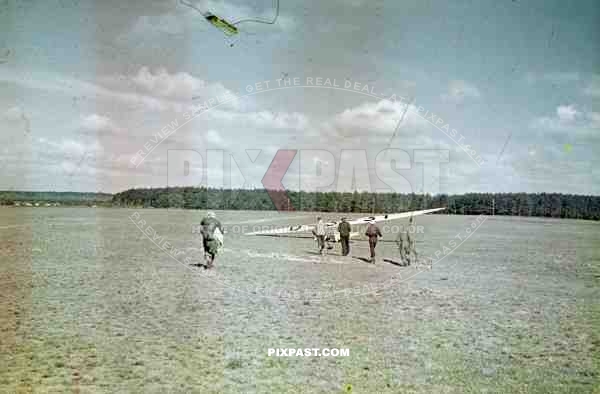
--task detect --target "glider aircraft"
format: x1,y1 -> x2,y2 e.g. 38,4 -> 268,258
245,208 -> 446,242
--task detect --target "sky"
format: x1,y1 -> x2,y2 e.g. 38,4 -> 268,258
0,0 -> 598,195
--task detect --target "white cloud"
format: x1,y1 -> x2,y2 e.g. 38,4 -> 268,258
61,140 -> 87,157
0,69 -> 170,111
205,129 -> 223,146
530,105 -> 600,144
0,68 -> 237,114
441,80 -> 481,102
556,105 -> 578,122
3,106 -> 24,121
531,105 -> 578,131
246,111 -> 309,130
509,152 -> 597,195
207,109 -> 309,131
33,138 -> 104,165
0,106 -> 31,137
60,160 -> 79,175
122,67 -> 241,114
324,99 -> 427,139
132,66 -> 208,100
81,114 -> 113,131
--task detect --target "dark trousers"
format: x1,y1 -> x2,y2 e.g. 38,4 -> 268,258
340,235 -> 350,256
203,238 -> 216,266
368,237 -> 378,259
316,235 -> 325,253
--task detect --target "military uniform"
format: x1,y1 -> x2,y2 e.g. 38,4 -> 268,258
338,219 -> 351,256
200,215 -> 223,267
365,223 -> 382,262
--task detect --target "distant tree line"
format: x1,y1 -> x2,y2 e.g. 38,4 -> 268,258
0,191 -> 113,207
3,188 -> 598,220
111,187 -> 600,220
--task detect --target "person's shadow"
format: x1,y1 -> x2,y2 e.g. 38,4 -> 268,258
304,250 -> 322,256
352,256 -> 373,264
304,250 -> 344,256
350,256 -> 410,267
383,258 -> 410,267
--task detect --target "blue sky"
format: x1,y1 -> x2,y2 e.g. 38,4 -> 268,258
0,0 -> 598,194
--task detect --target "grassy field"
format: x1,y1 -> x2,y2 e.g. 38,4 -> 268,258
1,207 -> 599,393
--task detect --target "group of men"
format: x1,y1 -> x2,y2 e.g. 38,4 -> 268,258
313,216 -> 382,263
313,217 -> 352,256
197,212 -> 411,268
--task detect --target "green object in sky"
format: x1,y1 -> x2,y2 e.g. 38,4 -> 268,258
564,143 -> 573,153
205,13 -> 239,36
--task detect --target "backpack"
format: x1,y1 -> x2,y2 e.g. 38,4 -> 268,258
214,227 -> 224,253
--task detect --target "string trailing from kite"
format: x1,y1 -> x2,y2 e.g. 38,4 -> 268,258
385,99 -> 428,268
386,96 -> 415,150
180,0 -> 279,45
229,0 -> 279,26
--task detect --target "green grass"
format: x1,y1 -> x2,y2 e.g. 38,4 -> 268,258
1,209 -> 599,393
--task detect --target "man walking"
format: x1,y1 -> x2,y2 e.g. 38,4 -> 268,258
365,220 -> 382,263
313,216 -> 326,255
397,216 -> 417,266
338,217 -> 351,256
200,211 -> 223,268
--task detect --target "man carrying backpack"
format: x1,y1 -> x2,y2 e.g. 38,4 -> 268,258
365,220 -> 382,263
200,211 -> 223,268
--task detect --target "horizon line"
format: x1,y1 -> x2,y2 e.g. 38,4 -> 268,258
2,188 -> 600,198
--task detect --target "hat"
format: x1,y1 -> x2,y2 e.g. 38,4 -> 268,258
207,211 -> 216,218
341,217 -> 347,221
